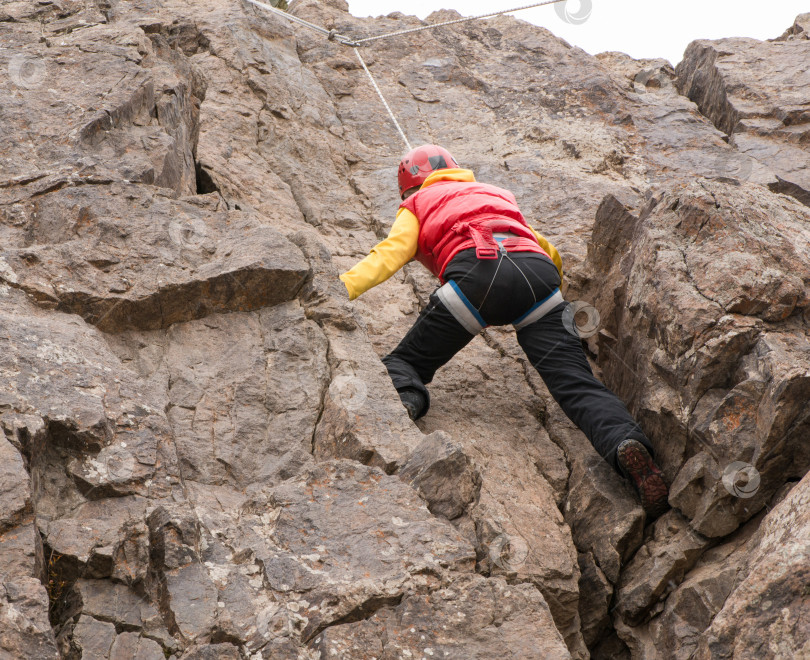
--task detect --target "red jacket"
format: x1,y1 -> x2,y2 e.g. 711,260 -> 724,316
399,179 -> 550,281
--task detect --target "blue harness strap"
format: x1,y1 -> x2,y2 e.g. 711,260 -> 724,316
437,240 -> 565,335
436,280 -> 487,335
512,288 -> 564,330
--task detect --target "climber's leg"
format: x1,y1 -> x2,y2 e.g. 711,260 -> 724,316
382,288 -> 475,419
516,301 -> 654,472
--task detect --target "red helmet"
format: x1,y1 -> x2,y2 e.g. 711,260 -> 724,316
398,145 -> 459,199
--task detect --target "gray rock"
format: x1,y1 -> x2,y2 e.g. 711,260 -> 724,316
775,13 -> 810,40
676,36 -> 810,206
584,183 -> 810,537
70,616 -> 117,659
161,303 -> 328,489
164,562 -> 219,642
178,643 -> 242,659
0,575 -> 59,660
312,574 -> 572,660
614,511 -> 709,626
565,451 -> 644,584
42,500 -> 150,582
627,562 -> 737,660
110,632 -> 166,660
312,323 -> 427,473
0,434 -> 30,531
148,504 -> 201,571
0,191 -> 311,333
577,552 -> 613,648
612,485 -> 791,659
398,430 -> 482,520
693,475 -> 810,659
242,460 -> 476,642
75,579 -> 161,631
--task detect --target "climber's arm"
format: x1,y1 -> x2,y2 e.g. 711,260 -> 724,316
529,227 -> 564,282
339,208 -> 420,300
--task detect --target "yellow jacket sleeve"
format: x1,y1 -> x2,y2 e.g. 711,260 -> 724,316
339,208 -> 420,300
529,227 -> 564,282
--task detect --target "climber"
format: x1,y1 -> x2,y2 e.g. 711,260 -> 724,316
339,145 -> 669,518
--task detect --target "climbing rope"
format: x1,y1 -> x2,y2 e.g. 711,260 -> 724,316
244,0 -> 569,150
353,47 -> 412,150
244,0 -> 357,43
352,0 -> 569,45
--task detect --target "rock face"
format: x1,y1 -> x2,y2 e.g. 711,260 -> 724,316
585,183 -> 810,538
1,1 -> 808,658
676,33 -> 810,207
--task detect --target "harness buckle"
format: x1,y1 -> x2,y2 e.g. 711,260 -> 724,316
475,246 -> 499,259
468,224 -> 498,260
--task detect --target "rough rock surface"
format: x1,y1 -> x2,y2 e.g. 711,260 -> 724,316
1,1 -> 808,658
676,32 -> 810,206
584,183 -> 810,539
313,574 -> 572,659
776,13 -> 810,41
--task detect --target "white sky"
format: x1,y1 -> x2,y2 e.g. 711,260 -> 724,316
348,0 -> 807,66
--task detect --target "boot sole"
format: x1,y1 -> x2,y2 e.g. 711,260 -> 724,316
618,440 -> 670,520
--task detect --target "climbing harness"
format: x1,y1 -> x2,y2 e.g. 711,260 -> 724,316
244,0 -> 569,149
436,280 -> 487,335
438,230 -> 563,335
512,288 -> 564,330
437,274 -> 564,335
475,238 -> 506,308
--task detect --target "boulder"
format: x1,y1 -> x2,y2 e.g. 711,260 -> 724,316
397,430 -> 482,520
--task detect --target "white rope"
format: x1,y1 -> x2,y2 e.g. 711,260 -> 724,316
243,0 -> 358,44
354,47 -> 412,151
243,0 -> 572,152
352,0 -> 568,45
244,0 -> 569,47
244,0 -> 330,35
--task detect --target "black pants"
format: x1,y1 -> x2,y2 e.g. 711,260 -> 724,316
382,248 -> 653,472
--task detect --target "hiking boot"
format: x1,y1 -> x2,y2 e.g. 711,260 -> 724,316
617,439 -> 669,520
399,389 -> 426,421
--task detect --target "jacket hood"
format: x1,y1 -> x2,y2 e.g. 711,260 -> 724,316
421,168 -> 476,188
